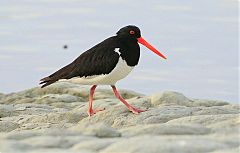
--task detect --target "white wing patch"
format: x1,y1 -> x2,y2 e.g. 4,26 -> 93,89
114,48 -> 121,55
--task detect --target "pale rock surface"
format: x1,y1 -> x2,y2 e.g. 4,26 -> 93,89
70,122 -> 121,138
150,91 -> 193,106
0,82 -> 239,153
100,135 -> 232,153
0,121 -> 19,132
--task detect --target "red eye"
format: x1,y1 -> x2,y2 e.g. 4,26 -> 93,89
129,30 -> 135,35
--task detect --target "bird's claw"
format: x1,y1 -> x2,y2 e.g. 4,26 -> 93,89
129,107 -> 146,114
88,108 -> 105,116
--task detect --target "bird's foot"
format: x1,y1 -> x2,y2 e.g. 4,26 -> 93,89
129,107 -> 146,114
88,108 -> 105,116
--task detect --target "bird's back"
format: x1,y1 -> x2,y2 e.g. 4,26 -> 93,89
40,36 -> 120,87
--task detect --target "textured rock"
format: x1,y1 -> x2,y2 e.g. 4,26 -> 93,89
70,122 -> 121,138
101,135 -> 231,153
0,121 -> 19,132
21,135 -> 93,149
0,104 -> 15,117
72,138 -> 119,151
0,82 -> 239,153
166,114 -> 239,126
0,140 -> 33,153
192,99 -> 229,107
209,147 -> 240,153
150,91 -> 193,106
120,123 -> 210,136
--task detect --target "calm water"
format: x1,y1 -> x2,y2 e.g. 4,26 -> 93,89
0,0 -> 238,103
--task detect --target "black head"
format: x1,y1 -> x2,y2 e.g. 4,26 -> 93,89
116,25 -> 167,59
116,25 -> 141,40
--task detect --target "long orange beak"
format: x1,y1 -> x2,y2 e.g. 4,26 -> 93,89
137,37 -> 167,59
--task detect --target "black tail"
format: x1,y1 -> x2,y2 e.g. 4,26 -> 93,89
39,77 -> 58,88
39,62 -> 75,88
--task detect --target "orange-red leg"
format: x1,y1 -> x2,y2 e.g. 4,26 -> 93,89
111,85 -> 145,114
88,85 -> 104,116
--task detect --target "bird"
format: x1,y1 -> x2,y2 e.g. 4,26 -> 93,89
40,25 -> 167,116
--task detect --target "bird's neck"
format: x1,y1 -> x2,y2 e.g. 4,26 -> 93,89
118,37 -> 140,67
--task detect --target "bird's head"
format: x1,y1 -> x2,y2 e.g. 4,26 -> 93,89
116,25 -> 141,40
117,25 -> 167,59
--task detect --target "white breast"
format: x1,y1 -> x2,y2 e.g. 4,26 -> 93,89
63,57 -> 134,85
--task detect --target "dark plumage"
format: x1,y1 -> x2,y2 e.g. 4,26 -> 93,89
39,25 -> 166,116
40,26 -> 141,88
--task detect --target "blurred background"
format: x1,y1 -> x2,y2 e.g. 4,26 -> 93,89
0,0 -> 238,103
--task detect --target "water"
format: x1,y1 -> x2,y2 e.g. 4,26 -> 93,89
0,0 -> 238,103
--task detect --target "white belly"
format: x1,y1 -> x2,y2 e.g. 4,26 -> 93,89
61,58 -> 134,85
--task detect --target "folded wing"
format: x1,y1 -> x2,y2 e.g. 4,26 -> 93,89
40,37 -> 119,88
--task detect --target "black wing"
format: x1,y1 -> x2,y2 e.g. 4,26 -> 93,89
40,36 -> 120,88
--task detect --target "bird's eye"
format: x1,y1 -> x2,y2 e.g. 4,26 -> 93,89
129,30 -> 135,35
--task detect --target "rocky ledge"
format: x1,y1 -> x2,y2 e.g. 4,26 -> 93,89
0,82 -> 239,153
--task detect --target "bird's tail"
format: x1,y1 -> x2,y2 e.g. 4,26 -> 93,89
39,61 -> 75,88
39,77 -> 57,88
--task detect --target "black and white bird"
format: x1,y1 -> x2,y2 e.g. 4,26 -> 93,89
40,25 -> 167,116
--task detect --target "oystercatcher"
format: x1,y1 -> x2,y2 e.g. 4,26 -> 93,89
40,25 -> 166,116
